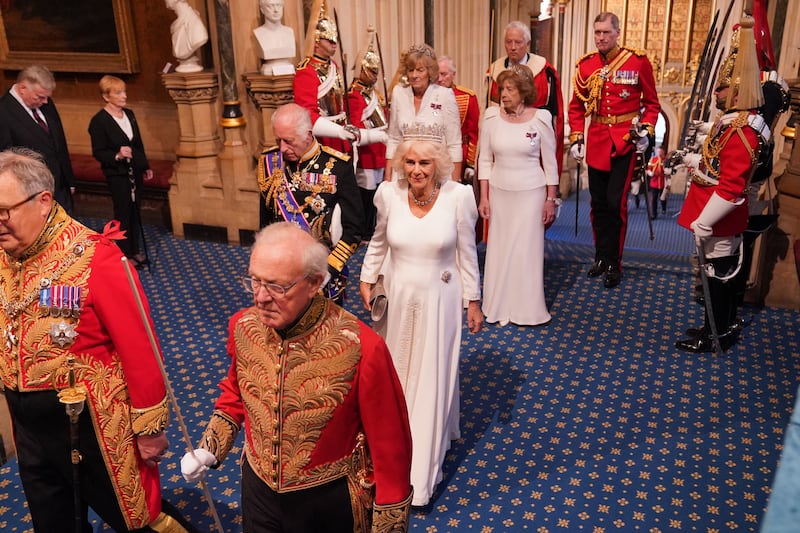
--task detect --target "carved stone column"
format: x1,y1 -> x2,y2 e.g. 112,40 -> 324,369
163,72 -> 256,243
764,79 -> 800,309
242,72 -> 295,154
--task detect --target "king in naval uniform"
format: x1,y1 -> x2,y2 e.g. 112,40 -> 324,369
258,103 -> 363,301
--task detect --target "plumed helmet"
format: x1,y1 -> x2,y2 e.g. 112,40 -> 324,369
354,26 -> 380,74
313,1 -> 337,42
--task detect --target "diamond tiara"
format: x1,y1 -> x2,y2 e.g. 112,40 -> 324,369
401,122 -> 445,144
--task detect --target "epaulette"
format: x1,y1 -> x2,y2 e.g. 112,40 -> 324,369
454,84 -> 476,97
621,45 -> 648,57
297,57 -> 311,70
262,145 -> 279,155
321,145 -> 351,161
575,51 -> 597,67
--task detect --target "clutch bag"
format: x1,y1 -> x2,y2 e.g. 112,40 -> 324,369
369,275 -> 388,323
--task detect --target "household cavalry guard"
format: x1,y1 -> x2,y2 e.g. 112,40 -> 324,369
293,0 -> 355,154
676,12 -> 771,353
347,26 -> 389,241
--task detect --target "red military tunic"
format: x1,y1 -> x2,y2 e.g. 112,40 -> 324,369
678,110 -> 767,237
294,54 -> 350,153
488,54 -> 564,174
568,45 -> 660,172
199,295 -> 412,527
452,84 -> 479,170
347,79 -> 387,171
0,207 -> 168,529
647,153 -> 665,190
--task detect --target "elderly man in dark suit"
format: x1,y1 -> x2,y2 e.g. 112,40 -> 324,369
0,65 -> 76,213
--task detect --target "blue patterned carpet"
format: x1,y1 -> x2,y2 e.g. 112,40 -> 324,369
1,192 -> 798,532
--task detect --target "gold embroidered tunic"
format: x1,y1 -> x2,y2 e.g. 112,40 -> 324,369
0,206 -> 169,529
200,295 -> 413,531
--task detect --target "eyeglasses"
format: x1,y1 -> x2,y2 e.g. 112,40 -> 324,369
0,191 -> 44,222
241,273 -> 309,297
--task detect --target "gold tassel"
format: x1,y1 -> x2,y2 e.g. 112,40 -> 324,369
728,13 -> 764,110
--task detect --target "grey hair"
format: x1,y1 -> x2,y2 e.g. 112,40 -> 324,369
0,147 -> 54,195
17,65 -> 56,92
504,21 -> 531,44
438,55 -> 456,73
272,103 -> 313,138
252,222 -> 329,279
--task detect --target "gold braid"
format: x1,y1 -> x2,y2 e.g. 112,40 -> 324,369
700,111 -> 759,181
572,67 -> 606,117
257,151 -> 283,211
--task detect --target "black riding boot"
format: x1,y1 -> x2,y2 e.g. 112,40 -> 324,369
677,255 -> 740,353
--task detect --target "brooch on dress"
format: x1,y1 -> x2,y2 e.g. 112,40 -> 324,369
430,102 -> 442,116
441,271 -> 452,283
526,130 -> 537,146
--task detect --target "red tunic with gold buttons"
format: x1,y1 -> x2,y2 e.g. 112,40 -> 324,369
200,295 -> 412,527
678,110 -> 764,237
347,79 -> 386,170
453,84 -> 479,170
294,54 -> 350,153
568,45 -> 660,172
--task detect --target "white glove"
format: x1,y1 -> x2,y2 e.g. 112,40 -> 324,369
312,117 -> 357,141
635,134 -> 651,153
570,142 -> 585,162
682,152 -> 702,169
180,448 -> 216,483
358,128 -> 388,145
463,166 -> 475,183
690,192 -> 737,238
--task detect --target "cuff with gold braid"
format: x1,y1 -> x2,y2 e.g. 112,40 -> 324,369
568,132 -> 584,144
200,410 -> 241,466
372,489 -> 413,532
328,240 -> 358,273
131,396 -> 169,436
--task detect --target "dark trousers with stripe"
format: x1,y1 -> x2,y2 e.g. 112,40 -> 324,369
588,152 -> 635,268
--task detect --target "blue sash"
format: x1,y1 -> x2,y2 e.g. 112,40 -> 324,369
266,151 -> 312,232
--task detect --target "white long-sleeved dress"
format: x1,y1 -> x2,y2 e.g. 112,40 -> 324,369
360,179 -> 480,506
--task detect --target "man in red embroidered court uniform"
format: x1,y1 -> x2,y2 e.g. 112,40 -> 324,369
293,0 -> 357,153
437,56 -> 479,184
180,222 -> 413,532
488,21 -> 564,175
568,11 -> 661,288
0,148 -> 191,532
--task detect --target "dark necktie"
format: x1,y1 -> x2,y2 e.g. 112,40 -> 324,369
31,108 -> 49,133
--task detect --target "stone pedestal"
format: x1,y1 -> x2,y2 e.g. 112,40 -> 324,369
163,71 -> 257,243
764,80 -> 800,309
242,72 -> 294,154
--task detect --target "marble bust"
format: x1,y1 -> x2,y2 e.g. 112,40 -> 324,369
165,0 -> 209,73
253,0 -> 296,75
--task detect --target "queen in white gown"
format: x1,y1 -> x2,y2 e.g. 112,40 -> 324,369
360,139 -> 483,506
478,65 -> 559,326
